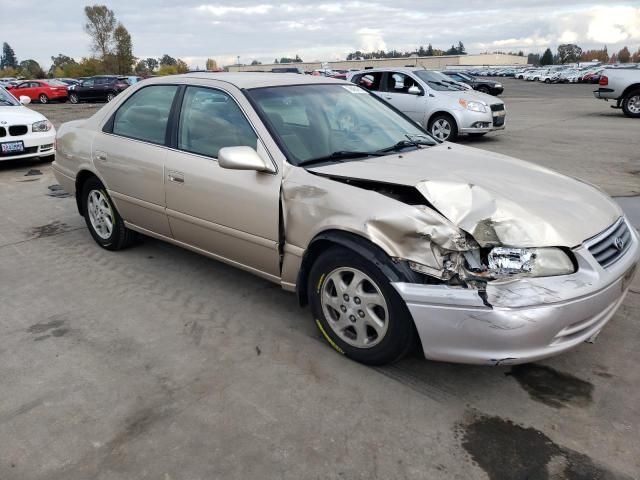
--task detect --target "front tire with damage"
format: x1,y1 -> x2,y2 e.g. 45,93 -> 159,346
308,246 -> 416,365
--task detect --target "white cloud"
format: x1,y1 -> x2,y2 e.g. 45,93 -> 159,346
558,30 -> 578,43
356,28 -> 387,52
586,6 -> 640,44
196,4 -> 273,16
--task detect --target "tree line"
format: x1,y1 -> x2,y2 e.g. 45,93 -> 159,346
529,44 -> 640,66
0,4 -> 191,79
345,41 -> 467,61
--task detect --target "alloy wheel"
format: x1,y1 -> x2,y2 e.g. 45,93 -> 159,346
628,95 -> 640,114
431,119 -> 452,141
39,94 -> 48,104
87,190 -> 114,240
320,267 -> 389,349
106,93 -> 115,102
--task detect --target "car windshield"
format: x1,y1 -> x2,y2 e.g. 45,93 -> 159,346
0,87 -> 19,106
413,70 -> 466,91
248,84 -> 435,166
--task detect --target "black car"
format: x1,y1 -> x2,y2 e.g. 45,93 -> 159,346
68,75 -> 129,104
442,71 -> 504,96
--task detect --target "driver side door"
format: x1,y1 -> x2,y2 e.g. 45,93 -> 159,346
380,72 -> 427,124
164,85 -> 281,279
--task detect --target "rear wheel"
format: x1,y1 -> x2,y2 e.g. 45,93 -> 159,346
308,247 -> 416,365
69,93 -> 79,104
544,78 -> 551,84
39,94 -> 48,104
428,114 -> 458,142
621,89 -> 640,118
82,177 -> 136,250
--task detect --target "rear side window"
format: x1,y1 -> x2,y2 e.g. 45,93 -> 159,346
177,86 -> 257,158
112,85 -> 178,145
352,72 -> 383,91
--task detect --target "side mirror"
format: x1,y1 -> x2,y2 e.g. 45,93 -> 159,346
218,146 -> 275,173
19,96 -> 31,105
408,85 -> 421,95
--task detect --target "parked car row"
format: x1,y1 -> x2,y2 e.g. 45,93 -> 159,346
466,63 -> 639,85
0,75 -> 136,104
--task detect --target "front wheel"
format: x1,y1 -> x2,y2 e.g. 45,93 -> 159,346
477,86 -> 489,94
428,114 -> 458,142
39,94 -> 48,104
106,92 -> 115,102
621,89 -> 640,118
308,247 -> 416,365
544,78 -> 551,84
68,93 -> 79,104
82,177 -> 136,250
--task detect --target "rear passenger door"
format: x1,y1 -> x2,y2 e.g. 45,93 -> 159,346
77,78 -> 95,100
93,84 -> 179,237
163,85 -> 281,279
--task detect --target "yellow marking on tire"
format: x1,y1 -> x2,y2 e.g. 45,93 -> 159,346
316,273 -> 325,293
315,319 -> 344,355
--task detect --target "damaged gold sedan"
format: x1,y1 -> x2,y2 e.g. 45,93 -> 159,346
52,73 -> 639,365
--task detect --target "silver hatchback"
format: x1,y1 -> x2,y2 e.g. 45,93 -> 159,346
347,67 -> 505,141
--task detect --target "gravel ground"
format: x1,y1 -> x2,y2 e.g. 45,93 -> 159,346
1,77 -> 639,480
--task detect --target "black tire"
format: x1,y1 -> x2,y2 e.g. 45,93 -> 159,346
621,89 -> 640,118
428,113 -> 458,142
39,94 -> 48,104
106,92 -> 115,102
81,177 -> 136,251
68,93 -> 79,104
544,78 -> 551,84
477,86 -> 489,94
308,246 -> 417,365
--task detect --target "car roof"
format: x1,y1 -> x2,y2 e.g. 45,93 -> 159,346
142,72 -> 347,89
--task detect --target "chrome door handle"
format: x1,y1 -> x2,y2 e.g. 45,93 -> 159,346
94,152 -> 107,162
167,171 -> 184,184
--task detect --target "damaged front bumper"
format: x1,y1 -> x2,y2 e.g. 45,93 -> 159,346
392,222 -> 639,365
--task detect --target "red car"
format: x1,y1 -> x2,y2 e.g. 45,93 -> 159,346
7,80 -> 68,104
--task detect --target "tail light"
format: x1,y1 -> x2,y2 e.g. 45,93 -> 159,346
599,75 -> 608,86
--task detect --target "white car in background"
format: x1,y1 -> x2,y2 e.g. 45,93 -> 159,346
538,71 -> 561,83
348,67 -> 506,141
0,86 -> 55,161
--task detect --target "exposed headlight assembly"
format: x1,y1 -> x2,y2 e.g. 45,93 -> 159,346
32,120 -> 52,132
459,98 -> 487,113
487,247 -> 575,278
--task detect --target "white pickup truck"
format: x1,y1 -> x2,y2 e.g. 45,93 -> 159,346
593,67 -> 640,118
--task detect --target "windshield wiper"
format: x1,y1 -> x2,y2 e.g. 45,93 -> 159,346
377,134 -> 436,153
297,150 -> 384,167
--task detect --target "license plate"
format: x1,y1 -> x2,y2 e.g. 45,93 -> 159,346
1,141 -> 25,154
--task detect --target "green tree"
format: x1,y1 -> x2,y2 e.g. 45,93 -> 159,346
557,44 -> 582,64
19,59 -> 45,79
540,48 -> 554,65
49,54 -> 76,77
176,59 -> 189,73
1,42 -> 18,69
250,59 -> 261,65
205,58 -> 218,70
84,5 -> 116,61
113,23 -> 134,74
426,44 -> 434,56
457,41 -> 466,55
617,46 -> 631,63
160,54 -> 177,66
527,53 -> 541,65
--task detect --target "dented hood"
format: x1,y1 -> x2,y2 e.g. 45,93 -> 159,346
308,143 -> 621,248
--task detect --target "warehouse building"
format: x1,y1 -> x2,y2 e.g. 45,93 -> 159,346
227,53 -> 527,72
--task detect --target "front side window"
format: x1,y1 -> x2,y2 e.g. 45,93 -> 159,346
386,72 -> 421,94
112,85 -> 178,144
82,79 -> 95,87
248,84 -> 434,165
177,86 -> 257,158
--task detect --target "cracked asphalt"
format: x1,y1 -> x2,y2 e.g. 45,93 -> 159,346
1,78 -> 639,480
